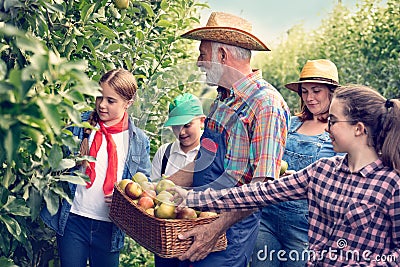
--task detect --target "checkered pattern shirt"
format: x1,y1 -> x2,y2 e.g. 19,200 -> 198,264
185,156 -> 400,266
207,70 -> 290,185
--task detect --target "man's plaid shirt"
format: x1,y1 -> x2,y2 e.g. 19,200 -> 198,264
206,70 -> 290,185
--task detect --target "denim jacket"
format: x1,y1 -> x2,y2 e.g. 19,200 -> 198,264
282,116 -> 338,171
40,112 -> 151,252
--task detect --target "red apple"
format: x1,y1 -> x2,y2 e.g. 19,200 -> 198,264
125,182 -> 142,199
138,196 -> 155,210
177,207 -> 198,219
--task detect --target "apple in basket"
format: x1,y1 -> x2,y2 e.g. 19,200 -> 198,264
138,196 -> 155,210
176,207 -> 197,219
155,179 -> 176,194
125,182 -> 142,199
154,190 -> 174,205
145,208 -> 155,216
155,202 -> 176,219
141,189 -> 156,200
118,179 -> 132,192
140,181 -> 156,191
132,172 -> 149,184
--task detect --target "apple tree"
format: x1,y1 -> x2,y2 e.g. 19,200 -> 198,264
0,0 -> 207,265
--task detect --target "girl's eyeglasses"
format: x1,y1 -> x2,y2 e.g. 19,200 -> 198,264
327,116 -> 356,132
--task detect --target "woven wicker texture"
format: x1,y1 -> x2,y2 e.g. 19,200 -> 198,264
109,184 -> 227,258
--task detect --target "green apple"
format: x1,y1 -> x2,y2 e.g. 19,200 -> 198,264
155,202 -> 176,219
154,190 -> 174,205
132,172 -> 148,184
114,0 -> 129,9
280,160 -> 289,175
155,179 -> 175,194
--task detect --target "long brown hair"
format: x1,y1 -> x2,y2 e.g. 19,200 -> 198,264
334,85 -> 400,173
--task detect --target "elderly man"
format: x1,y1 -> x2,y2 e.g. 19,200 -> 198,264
168,12 -> 290,267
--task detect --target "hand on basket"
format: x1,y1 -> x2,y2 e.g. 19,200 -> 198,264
177,220 -> 221,262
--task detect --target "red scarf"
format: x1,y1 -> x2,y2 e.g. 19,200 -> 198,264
85,112 -> 128,195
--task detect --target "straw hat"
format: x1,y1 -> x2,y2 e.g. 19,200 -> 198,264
285,59 -> 339,92
181,12 -> 270,51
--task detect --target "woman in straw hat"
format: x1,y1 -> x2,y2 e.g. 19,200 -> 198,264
252,59 -> 342,267
167,11 -> 290,267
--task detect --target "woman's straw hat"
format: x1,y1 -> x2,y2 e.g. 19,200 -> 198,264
181,12 -> 270,51
285,59 -> 339,92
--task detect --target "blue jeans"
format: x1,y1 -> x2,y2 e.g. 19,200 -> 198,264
57,213 -> 120,267
251,200 -> 309,267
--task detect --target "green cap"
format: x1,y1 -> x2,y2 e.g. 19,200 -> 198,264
164,93 -> 204,126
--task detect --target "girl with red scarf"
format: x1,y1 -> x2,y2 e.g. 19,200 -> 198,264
41,69 -> 151,267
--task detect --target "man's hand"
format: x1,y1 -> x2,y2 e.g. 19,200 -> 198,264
177,219 -> 222,262
177,210 -> 255,262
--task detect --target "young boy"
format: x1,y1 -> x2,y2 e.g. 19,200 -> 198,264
151,93 -> 205,181
151,93 -> 205,267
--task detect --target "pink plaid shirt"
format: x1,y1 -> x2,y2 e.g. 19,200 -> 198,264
185,156 -> 400,266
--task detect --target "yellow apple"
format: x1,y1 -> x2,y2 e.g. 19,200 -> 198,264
125,182 -> 142,199
132,172 -> 148,184
154,190 -> 174,205
280,160 -> 289,175
145,208 -> 155,216
155,202 -> 176,219
114,0 -> 129,9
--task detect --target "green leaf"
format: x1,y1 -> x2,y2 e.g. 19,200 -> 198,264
36,97 -> 62,135
43,190 -> 59,216
81,3 -> 96,23
58,174 -> 87,185
2,196 -> 30,217
157,20 -> 171,28
48,144 -> 63,169
27,186 -> 41,220
4,125 -> 20,164
0,60 -> 6,80
137,2 -> 155,17
0,256 -> 18,267
54,159 -> 76,171
0,215 -> 22,241
94,23 -> 118,39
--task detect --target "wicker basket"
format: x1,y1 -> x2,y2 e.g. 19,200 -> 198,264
109,184 -> 227,258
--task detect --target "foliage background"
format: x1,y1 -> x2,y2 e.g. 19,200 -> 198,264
0,0 -> 399,266
254,0 -> 399,112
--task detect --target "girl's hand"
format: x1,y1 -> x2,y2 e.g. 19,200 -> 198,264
104,193 -> 113,206
167,186 -> 189,212
280,169 -> 296,177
